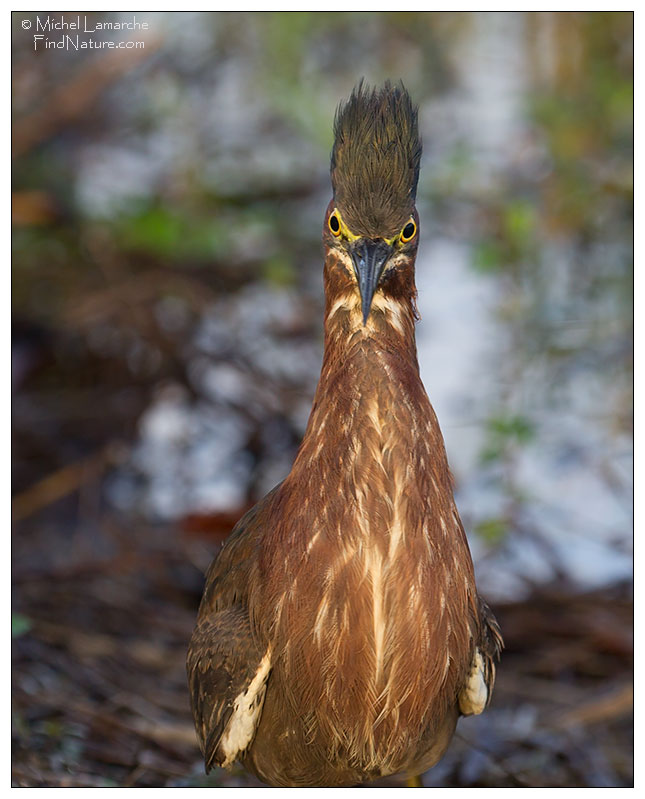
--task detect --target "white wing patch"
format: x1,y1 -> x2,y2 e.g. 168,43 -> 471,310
458,649 -> 488,716
219,649 -> 271,767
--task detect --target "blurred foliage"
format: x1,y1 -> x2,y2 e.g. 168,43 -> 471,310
11,10 -> 632,529
464,13 -> 632,534
480,414 -> 535,466
115,204 -> 229,263
473,517 -> 508,546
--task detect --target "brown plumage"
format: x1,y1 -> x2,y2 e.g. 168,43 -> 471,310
331,80 -> 422,237
187,81 -> 502,787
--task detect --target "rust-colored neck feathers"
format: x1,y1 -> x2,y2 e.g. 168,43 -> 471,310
299,248 -> 423,488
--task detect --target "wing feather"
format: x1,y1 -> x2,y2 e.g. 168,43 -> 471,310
187,488 -> 280,770
187,606 -> 269,771
459,596 -> 503,716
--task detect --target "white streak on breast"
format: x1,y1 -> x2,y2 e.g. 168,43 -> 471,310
219,649 -> 272,767
306,528 -> 321,555
313,597 -> 329,644
365,547 -> 386,683
388,514 -> 404,558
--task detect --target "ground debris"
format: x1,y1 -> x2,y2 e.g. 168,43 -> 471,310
12,514 -> 633,787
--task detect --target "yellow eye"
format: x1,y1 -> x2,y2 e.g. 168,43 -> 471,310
400,219 -> 417,243
329,211 -> 341,237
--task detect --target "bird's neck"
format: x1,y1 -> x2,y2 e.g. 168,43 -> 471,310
293,258 -> 437,481
320,250 -> 421,373
321,287 -> 420,368
282,266 -> 457,563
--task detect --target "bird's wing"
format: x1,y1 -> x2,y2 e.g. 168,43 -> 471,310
187,490 -> 278,771
187,606 -> 271,771
458,596 -> 503,716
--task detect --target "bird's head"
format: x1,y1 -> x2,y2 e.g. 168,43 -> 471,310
323,80 -> 422,325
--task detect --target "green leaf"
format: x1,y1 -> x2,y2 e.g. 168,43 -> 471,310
504,202 -> 535,246
487,414 -> 535,443
472,240 -> 503,273
116,204 -> 228,262
474,517 -> 508,545
263,255 -> 295,286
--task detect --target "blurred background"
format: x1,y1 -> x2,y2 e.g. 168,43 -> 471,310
12,11 -> 633,787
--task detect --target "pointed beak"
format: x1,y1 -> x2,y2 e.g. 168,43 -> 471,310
349,239 -> 395,324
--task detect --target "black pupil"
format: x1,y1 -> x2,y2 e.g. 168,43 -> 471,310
329,215 -> 340,233
403,222 -> 415,239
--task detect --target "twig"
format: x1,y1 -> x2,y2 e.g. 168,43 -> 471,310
12,447 -> 112,522
554,683 -> 633,730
